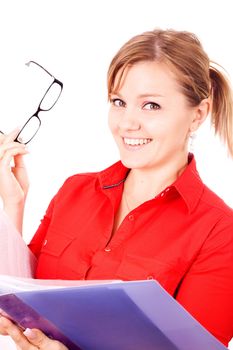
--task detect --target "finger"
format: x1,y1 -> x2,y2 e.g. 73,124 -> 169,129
0,147 -> 29,167
0,315 -> 10,335
2,128 -> 21,144
24,328 -> 68,350
0,308 -> 10,317
0,141 -> 26,150
14,153 -> 28,168
0,142 -> 26,159
0,317 -> 32,348
0,131 -> 6,145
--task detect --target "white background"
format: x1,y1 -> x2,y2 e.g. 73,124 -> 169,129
0,0 -> 232,349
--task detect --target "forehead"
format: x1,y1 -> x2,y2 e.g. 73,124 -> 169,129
112,61 -> 181,96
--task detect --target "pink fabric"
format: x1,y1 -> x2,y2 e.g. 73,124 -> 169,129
0,209 -> 36,277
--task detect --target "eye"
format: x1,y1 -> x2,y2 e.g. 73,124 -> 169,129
110,98 -> 126,107
143,102 -> 160,110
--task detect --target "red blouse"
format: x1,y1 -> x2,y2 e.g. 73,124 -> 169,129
29,155 -> 233,346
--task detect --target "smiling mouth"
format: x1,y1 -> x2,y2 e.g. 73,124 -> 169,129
123,137 -> 153,146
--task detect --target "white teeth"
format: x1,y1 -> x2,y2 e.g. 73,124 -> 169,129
124,138 -> 152,145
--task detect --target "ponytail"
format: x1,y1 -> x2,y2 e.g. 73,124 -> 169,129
209,64 -> 233,157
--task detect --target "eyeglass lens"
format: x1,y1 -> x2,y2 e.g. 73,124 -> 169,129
16,116 -> 41,144
40,81 -> 62,111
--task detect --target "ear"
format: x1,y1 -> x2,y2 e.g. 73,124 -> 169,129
190,98 -> 210,132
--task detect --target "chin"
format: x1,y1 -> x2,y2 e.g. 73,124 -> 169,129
120,157 -> 150,170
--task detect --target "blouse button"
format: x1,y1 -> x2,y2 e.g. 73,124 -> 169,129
128,214 -> 134,221
147,275 -> 154,280
104,247 -> 111,252
43,239 -> 48,246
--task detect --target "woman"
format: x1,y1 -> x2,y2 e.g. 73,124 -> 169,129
0,28 -> 233,349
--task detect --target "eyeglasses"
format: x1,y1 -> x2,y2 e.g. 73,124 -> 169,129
0,61 -> 63,144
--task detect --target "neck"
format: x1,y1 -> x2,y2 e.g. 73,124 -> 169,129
124,153 -> 189,200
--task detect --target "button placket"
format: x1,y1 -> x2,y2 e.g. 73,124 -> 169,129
103,211 -> 137,252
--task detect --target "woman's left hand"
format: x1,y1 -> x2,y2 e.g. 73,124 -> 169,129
0,316 -> 68,350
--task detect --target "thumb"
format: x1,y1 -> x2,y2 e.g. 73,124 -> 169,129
23,328 -> 68,349
23,328 -> 50,348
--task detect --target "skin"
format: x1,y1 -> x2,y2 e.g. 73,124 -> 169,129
108,61 -> 209,206
0,315 -> 68,349
0,129 -> 29,232
0,60 -> 209,349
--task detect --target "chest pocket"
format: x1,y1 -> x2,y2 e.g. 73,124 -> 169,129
116,254 -> 185,295
36,228 -> 86,279
40,232 -> 74,256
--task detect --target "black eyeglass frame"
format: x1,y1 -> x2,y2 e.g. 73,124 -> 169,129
14,61 -> 63,144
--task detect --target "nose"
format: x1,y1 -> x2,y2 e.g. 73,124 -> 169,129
118,107 -> 141,131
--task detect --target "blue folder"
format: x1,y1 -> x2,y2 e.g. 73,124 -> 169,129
0,280 -> 227,350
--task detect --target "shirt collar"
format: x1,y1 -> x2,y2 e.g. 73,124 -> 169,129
98,154 -> 204,213
98,161 -> 129,190
171,154 -> 204,213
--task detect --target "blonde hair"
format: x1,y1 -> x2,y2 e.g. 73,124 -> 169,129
107,29 -> 233,157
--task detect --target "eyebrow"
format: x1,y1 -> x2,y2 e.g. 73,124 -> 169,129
110,92 -> 164,98
138,93 -> 164,98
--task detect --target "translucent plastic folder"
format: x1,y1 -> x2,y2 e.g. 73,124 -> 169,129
0,278 -> 227,350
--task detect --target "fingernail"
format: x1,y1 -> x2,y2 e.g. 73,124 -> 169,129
24,328 -> 37,339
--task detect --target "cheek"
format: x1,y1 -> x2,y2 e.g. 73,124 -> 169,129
108,112 -> 118,135
174,115 -> 192,135
168,121 -> 191,146
147,118 -> 189,144
144,119 -> 165,137
107,113 -> 113,131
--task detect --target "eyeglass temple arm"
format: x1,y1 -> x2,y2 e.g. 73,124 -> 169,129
26,61 -> 63,87
25,60 -> 54,79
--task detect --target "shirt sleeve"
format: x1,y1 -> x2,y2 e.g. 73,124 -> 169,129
175,215 -> 233,346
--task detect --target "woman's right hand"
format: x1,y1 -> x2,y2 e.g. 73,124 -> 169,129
0,130 -> 29,231
0,130 -> 29,205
